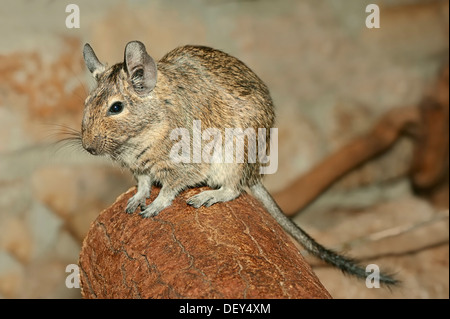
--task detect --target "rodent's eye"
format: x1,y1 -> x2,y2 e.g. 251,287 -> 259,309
108,102 -> 124,116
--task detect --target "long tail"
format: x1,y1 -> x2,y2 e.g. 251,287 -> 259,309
250,183 -> 398,286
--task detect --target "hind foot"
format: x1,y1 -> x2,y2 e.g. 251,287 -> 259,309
187,187 -> 240,208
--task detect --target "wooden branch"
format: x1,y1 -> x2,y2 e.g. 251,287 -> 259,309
273,106 -> 420,216
310,211 -> 449,267
411,65 -> 449,189
274,64 -> 449,216
79,186 -> 331,299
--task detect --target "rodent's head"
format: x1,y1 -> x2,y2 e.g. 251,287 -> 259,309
81,41 -> 159,159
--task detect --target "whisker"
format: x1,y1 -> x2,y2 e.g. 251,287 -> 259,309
39,123 -> 84,157
65,61 -> 90,98
51,136 -> 82,153
87,76 -> 97,91
42,132 -> 80,146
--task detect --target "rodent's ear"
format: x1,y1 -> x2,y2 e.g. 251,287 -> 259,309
124,41 -> 157,95
83,43 -> 105,80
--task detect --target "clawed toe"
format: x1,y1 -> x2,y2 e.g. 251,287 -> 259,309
140,203 -> 163,218
187,192 -> 217,208
126,194 -> 148,214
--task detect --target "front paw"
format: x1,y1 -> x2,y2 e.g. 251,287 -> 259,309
139,197 -> 172,218
139,203 -> 162,218
126,194 -> 147,214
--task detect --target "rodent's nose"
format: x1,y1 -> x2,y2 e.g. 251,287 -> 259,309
85,147 -> 98,155
82,133 -> 102,156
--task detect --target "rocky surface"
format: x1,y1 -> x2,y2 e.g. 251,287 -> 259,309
0,0 -> 448,298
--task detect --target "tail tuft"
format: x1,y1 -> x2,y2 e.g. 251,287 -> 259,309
250,183 -> 399,286
306,233 -> 399,286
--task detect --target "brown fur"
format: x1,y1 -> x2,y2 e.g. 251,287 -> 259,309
81,42 -> 398,285
82,43 -> 274,216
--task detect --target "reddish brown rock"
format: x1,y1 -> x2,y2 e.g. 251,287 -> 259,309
79,187 -> 331,299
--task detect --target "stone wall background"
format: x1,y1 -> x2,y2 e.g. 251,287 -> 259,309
0,0 -> 448,298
